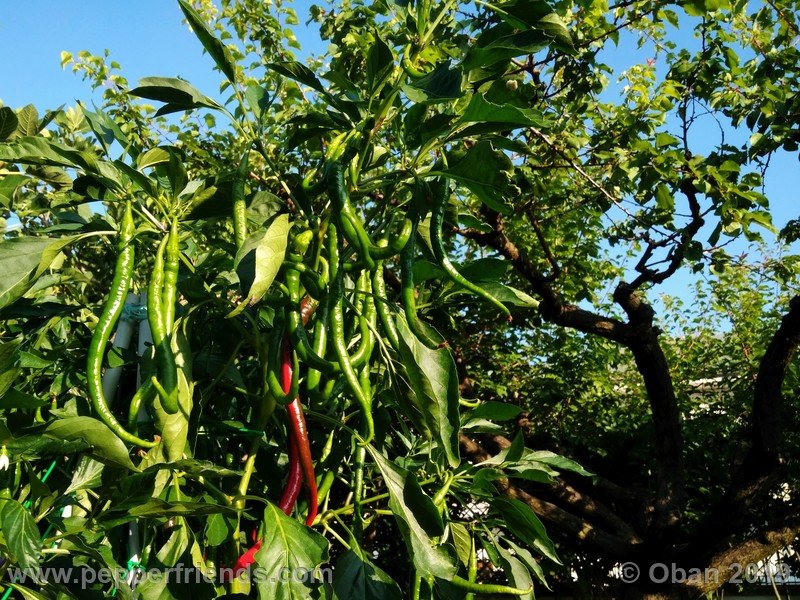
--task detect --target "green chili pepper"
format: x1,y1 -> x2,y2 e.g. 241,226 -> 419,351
286,268 -> 341,374
400,210 -> 441,349
305,257 -> 330,398
233,150 -> 249,250
127,378 -> 154,435
347,270 -> 376,369
266,312 -> 299,404
430,180 -> 511,319
87,202 -> 157,448
327,223 -> 375,444
372,256 -> 401,352
352,363 -> 371,540
162,217 -> 180,331
465,535 -> 478,600
327,162 -> 376,269
148,228 -> 179,414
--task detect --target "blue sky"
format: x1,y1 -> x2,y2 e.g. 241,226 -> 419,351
1,1 -> 798,307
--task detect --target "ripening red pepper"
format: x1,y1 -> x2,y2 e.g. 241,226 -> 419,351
281,336 -> 319,526
278,433 -> 302,514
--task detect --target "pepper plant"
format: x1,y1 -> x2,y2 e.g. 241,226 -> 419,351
1,0 -> 799,598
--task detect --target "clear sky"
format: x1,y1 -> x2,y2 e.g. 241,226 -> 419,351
1,1 -> 798,304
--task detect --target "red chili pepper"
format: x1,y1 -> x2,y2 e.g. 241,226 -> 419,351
278,433 -> 302,514
222,540 -> 262,582
281,336 -> 319,526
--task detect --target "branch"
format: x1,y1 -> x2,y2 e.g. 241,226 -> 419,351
459,434 -> 638,558
458,209 -> 632,344
682,514 -> 800,594
613,283 -> 684,536
629,180 -> 705,289
483,435 -> 642,542
750,295 -> 800,464
461,208 -> 684,537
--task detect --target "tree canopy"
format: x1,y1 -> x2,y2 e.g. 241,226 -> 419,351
0,0 -> 798,598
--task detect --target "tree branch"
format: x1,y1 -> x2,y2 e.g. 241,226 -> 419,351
750,295 -> 800,464
682,514 -> 800,594
458,209 -> 632,344
460,434 -> 639,557
483,435 -> 642,542
629,180 -> 705,289
613,283 -> 684,536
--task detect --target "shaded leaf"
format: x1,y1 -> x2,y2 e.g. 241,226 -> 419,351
0,106 -> 18,140
492,498 -> 560,564
367,36 -> 395,93
254,503 -> 330,599
439,141 -> 516,213
333,549 -> 402,600
0,498 -> 41,568
394,316 -> 461,468
45,417 -> 136,471
129,77 -> 221,113
367,448 -> 457,579
0,234 -> 87,310
228,214 -> 291,317
267,61 -> 328,96
459,93 -> 547,128
405,62 -> 463,104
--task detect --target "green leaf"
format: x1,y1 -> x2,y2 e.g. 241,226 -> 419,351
524,450 -> 594,477
473,283 -> 539,307
205,512 -> 236,547
254,503 -> 330,599
367,36 -> 395,93
405,62 -> 463,104
654,184 -> 674,212
0,173 -> 27,208
394,316 -> 461,468
0,137 -> 124,190
0,388 -> 48,410
228,214 -> 291,318
64,456 -> 105,495
449,522 -> 473,567
143,459 -> 242,478
439,141 -> 516,213
79,103 -> 133,158
333,549 -> 402,600
137,148 -> 171,170
470,401 -> 522,422
504,537 -> 551,589
267,61 -> 328,96
0,106 -> 19,140
126,499 -> 237,518
0,234 -> 86,310
8,584 -> 48,600
492,498 -> 560,564
178,0 -> 237,84
246,84 -> 271,121
495,541 -> 535,600
367,448 -> 457,579
129,77 -> 222,113
0,498 -> 41,568
459,93 -> 547,128
655,132 -> 679,148
45,417 -> 136,471
6,435 -> 90,461
15,105 -> 39,137
463,27 -> 551,71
